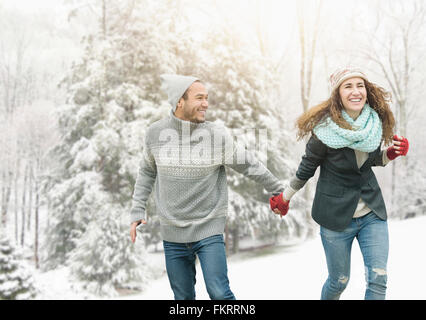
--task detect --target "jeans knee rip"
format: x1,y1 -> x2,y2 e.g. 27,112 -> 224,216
365,267 -> 387,287
338,275 -> 349,285
372,268 -> 387,276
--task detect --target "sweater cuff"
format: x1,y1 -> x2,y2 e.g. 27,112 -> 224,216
130,208 -> 146,225
383,150 -> 391,166
281,176 -> 307,200
283,185 -> 298,201
289,176 -> 308,190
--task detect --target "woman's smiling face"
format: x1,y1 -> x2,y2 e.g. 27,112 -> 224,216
338,77 -> 367,119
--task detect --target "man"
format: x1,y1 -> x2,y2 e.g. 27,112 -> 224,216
130,74 -> 284,300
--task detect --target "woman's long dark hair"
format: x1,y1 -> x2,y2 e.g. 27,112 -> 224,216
296,79 -> 395,145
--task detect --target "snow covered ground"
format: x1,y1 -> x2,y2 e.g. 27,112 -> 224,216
32,215 -> 426,300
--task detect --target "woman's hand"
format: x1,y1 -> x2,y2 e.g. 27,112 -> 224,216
386,135 -> 409,160
269,193 -> 290,218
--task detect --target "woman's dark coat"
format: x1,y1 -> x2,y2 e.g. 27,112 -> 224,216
297,135 -> 387,231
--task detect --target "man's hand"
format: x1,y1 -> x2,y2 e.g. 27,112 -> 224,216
130,219 -> 147,243
269,193 -> 290,218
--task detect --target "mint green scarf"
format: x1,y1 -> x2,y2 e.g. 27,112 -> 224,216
313,104 -> 382,152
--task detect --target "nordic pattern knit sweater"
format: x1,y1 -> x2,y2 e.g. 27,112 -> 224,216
130,111 -> 284,243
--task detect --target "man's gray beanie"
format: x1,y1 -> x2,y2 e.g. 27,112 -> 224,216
160,74 -> 199,112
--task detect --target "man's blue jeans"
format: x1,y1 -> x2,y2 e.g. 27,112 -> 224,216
320,212 -> 389,300
163,234 -> 235,300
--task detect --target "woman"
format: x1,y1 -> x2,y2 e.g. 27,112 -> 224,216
269,67 -> 409,300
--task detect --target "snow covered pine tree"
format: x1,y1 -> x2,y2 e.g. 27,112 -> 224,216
0,236 -> 36,299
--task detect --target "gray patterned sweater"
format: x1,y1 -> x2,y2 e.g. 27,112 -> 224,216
130,111 -> 284,243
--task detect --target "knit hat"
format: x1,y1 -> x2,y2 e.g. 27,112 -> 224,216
160,74 -> 199,112
329,67 -> 368,92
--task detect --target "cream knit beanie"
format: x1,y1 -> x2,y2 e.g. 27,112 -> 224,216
329,67 -> 368,92
160,74 -> 199,112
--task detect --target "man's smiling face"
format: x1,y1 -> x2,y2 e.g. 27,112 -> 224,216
176,81 -> 209,123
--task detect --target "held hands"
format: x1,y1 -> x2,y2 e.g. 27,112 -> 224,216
386,135 -> 409,160
269,192 -> 290,218
130,219 -> 147,243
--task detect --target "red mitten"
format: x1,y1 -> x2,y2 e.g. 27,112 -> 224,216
269,196 -> 277,210
269,193 -> 290,217
386,135 -> 409,160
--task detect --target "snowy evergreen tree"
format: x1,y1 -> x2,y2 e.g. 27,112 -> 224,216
0,236 -> 36,300
44,3 -> 152,266
43,0 -> 199,293
68,208 -> 153,296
